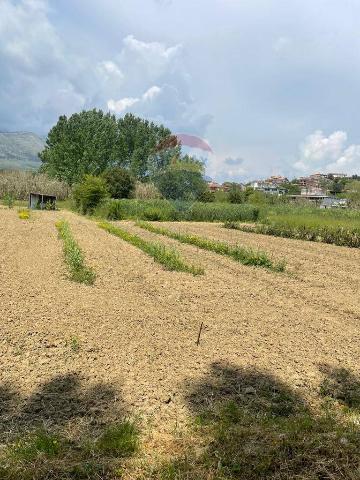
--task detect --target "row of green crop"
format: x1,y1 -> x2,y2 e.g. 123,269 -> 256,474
95,198 -> 260,223
98,221 -> 204,275
56,220 -> 96,284
225,218 -> 360,248
136,221 -> 286,272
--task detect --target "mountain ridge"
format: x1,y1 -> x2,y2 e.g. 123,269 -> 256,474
0,132 -> 45,170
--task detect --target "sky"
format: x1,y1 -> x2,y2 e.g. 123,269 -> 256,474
1,0 -> 360,181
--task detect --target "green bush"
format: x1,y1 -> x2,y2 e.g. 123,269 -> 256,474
197,190 -> 215,203
143,207 -> 165,221
228,186 -> 245,204
154,169 -> 207,200
73,175 -> 108,214
3,193 -> 15,208
102,167 -> 135,199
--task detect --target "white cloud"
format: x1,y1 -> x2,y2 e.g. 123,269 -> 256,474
142,85 -> 161,101
108,97 -> 139,113
97,61 -> 124,79
294,130 -> 360,174
108,85 -> 162,113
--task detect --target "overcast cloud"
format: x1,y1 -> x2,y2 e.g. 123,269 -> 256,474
1,0 -> 360,180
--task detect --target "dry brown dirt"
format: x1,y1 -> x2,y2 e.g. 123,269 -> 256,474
1,208 -> 360,441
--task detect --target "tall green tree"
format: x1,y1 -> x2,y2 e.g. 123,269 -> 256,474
40,111 -> 177,185
39,110 -> 120,185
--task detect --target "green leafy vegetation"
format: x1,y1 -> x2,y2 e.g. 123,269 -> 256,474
39,111 -> 178,184
225,214 -> 360,248
98,221 -> 204,275
102,167 -> 135,199
153,157 -> 207,200
137,221 -> 285,272
96,198 -> 260,222
73,174 -> 108,214
3,192 -> 15,208
1,422 -> 139,480
56,220 -> 96,284
96,422 -> 139,456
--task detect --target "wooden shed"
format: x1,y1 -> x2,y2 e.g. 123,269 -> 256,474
29,192 -> 57,210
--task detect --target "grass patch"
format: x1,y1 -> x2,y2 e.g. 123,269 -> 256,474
98,221 -> 204,276
96,421 -> 139,457
136,221 -> 286,272
56,220 -> 96,285
9,430 -> 61,462
224,215 -> 360,248
143,364 -> 360,480
17,209 -> 30,220
1,423 -> 139,480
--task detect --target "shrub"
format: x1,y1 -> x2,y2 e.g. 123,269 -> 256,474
142,207 -> 164,221
228,186 -> 245,204
197,190 -> 215,203
73,175 -> 108,214
3,192 -> 15,208
154,169 -> 207,200
102,167 -> 135,199
104,200 -> 124,220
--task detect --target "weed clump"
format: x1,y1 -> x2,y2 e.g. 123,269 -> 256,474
56,220 -> 96,285
18,209 -> 30,220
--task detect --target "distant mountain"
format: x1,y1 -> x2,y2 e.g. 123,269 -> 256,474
0,132 -> 45,170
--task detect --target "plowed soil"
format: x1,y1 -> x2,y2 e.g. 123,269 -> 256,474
1,208 -> 360,438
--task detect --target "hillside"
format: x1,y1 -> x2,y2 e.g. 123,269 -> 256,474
0,132 -> 44,170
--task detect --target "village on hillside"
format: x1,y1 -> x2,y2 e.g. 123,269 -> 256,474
207,172 -> 354,208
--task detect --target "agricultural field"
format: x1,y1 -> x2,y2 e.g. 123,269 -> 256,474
1,206 -> 360,479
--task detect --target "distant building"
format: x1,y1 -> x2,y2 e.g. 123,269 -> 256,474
327,173 -> 347,179
320,197 -> 348,209
29,192 -> 56,210
207,181 -> 222,192
252,181 -> 285,196
301,186 -> 327,197
265,175 -> 288,185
